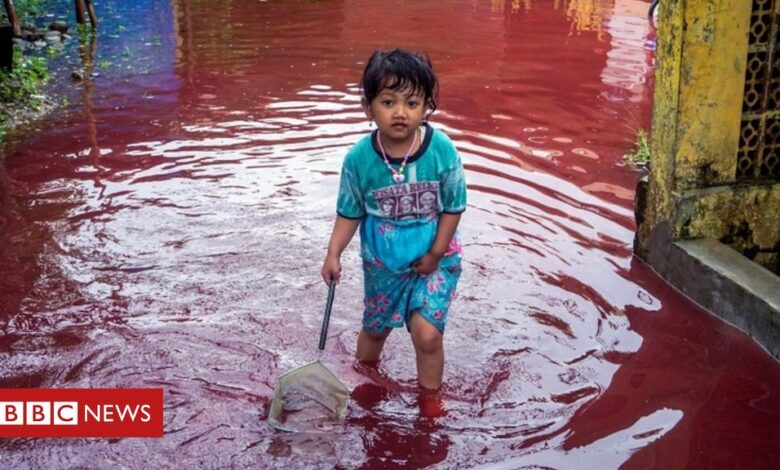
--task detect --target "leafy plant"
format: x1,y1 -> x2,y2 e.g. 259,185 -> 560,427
0,47 -> 50,139
624,129 -> 650,166
45,42 -> 65,58
13,0 -> 48,20
0,48 -> 49,104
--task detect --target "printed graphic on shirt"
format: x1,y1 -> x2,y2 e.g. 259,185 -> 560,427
372,181 -> 440,220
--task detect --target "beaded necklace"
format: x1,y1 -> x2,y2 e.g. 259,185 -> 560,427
376,127 -> 419,184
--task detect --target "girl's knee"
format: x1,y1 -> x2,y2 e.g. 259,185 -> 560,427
411,321 -> 442,354
414,335 -> 441,355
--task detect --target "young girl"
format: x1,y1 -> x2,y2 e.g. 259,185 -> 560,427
321,48 -> 466,394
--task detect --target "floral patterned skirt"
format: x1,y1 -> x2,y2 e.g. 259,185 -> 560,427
361,237 -> 463,334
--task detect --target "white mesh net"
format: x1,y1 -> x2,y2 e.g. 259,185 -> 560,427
268,360 -> 350,432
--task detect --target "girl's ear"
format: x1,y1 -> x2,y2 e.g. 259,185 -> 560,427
362,97 -> 373,120
424,100 -> 435,121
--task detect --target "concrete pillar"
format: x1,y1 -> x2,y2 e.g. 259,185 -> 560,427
634,0 -> 780,358
636,0 -> 780,275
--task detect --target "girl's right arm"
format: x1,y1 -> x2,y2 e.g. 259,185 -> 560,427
321,215 -> 361,284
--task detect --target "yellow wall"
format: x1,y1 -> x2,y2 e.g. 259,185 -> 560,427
636,0 -> 780,273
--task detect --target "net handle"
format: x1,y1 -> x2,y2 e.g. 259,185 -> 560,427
318,281 -> 336,351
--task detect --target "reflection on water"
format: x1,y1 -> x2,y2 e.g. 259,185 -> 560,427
566,0 -> 614,37
1,0 -> 779,468
490,0 -> 615,37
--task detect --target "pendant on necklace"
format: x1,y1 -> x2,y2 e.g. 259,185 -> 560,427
377,128 -> 417,186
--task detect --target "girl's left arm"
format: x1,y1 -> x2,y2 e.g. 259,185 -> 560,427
412,212 -> 461,275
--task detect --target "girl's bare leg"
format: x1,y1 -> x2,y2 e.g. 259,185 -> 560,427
356,328 -> 392,362
409,311 -> 444,390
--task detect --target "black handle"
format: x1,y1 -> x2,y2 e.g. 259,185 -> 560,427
318,281 -> 336,351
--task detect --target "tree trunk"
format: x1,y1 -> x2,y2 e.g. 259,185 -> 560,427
0,26 -> 12,70
3,0 -> 21,37
74,0 -> 86,25
85,0 -> 97,28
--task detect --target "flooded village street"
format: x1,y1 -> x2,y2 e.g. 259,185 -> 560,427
1,1 -> 779,468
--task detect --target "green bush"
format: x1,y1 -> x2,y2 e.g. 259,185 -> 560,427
0,2 -> 56,141
12,0 -> 56,21
0,47 -> 50,140
624,129 -> 650,166
0,48 -> 49,103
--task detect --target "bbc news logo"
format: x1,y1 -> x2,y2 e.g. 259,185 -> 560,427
1,401 -> 152,425
0,388 -> 163,438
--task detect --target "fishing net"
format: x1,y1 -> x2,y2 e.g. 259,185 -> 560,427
267,282 -> 349,432
267,359 -> 350,432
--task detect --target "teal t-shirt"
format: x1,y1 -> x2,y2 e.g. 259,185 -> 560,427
336,123 -> 467,272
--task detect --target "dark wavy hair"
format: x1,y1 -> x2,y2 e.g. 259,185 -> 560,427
361,48 -> 439,116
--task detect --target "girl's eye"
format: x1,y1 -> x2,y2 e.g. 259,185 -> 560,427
408,100 -> 419,108
382,100 -> 394,107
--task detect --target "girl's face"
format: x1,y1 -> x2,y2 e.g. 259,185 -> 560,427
364,85 -> 427,146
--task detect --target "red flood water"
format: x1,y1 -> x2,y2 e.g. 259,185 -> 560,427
1,0 -> 779,468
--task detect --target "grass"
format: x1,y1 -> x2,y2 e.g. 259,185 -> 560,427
10,0 -> 58,23
0,47 -> 50,140
45,42 -> 65,58
0,1 -> 67,142
0,48 -> 49,103
14,0 -> 43,20
624,129 -> 650,166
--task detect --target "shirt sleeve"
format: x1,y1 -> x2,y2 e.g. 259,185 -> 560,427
440,148 -> 467,214
336,152 -> 365,219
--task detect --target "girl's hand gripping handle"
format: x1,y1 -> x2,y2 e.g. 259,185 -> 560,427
321,254 -> 342,285
321,215 -> 360,285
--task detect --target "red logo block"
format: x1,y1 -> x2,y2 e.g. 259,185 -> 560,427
0,389 -> 163,437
